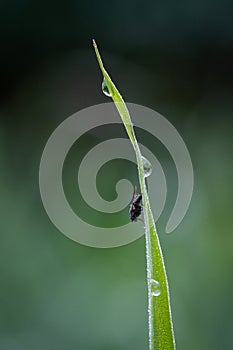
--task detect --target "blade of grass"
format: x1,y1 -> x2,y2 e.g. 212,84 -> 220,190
93,39 -> 176,350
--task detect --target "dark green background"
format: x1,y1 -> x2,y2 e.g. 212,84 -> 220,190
1,1 -> 232,349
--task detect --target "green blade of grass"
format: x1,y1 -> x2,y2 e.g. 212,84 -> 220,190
93,39 -> 176,350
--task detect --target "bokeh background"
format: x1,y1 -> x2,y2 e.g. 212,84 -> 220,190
1,1 -> 232,349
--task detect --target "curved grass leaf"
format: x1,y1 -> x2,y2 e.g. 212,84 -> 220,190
93,39 -> 176,350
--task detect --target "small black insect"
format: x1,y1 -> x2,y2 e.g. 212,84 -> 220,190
129,186 -> 143,222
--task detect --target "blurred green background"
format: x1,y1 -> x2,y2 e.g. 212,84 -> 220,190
0,1 -> 232,349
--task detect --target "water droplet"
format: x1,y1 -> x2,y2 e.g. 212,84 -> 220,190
102,78 -> 111,97
142,156 -> 152,177
151,279 -> 161,296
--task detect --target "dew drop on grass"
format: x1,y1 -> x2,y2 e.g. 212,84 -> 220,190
102,78 -> 111,97
142,156 -> 152,177
151,279 -> 161,296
